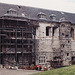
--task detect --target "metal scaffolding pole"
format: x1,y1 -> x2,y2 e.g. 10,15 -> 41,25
22,29 -> 24,66
15,29 -> 17,65
0,30 -> 1,64
33,28 -> 36,65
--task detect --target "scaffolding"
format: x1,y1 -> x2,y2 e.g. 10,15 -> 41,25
0,17 -> 37,66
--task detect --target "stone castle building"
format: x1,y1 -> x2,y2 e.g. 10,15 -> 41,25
0,3 -> 75,68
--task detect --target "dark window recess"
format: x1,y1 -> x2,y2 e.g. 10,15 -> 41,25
68,41 -> 70,43
52,27 -> 57,36
46,27 -> 49,36
39,57 -> 45,63
61,50 -> 63,55
70,28 -> 74,40
62,33 -> 64,35
61,50 -> 63,52
72,57 -> 75,61
53,28 -> 54,36
65,35 -> 69,38
61,44 -> 65,48
67,53 -> 69,56
63,45 -> 64,48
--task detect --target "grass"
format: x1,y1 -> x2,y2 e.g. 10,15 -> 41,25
31,65 -> 75,75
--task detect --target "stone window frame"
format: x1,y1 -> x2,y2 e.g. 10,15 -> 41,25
46,26 -> 51,37
61,24 -> 65,27
46,27 -> 50,36
37,12 -> 46,19
70,28 -> 74,40
6,8 -> 17,15
62,33 -> 64,36
39,56 -> 45,64
52,27 -> 58,36
67,53 -> 69,56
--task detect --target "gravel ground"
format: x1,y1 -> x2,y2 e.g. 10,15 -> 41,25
0,68 -> 41,75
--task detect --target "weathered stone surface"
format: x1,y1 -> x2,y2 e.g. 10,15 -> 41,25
36,21 -> 75,67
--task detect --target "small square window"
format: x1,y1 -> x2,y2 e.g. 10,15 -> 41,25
62,33 -> 64,35
39,56 -> 45,64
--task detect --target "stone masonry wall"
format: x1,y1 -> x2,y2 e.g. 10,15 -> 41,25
60,22 -> 71,66
36,22 -> 60,67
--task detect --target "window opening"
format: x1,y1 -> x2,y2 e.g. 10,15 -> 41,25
39,56 -> 45,64
67,53 -> 69,56
62,33 -> 64,36
65,34 -> 69,38
71,28 -> 74,40
52,27 -> 57,36
46,27 -> 49,36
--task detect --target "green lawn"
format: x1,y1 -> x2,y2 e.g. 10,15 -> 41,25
31,65 -> 75,75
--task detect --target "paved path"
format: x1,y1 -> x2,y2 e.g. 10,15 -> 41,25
0,68 -> 41,75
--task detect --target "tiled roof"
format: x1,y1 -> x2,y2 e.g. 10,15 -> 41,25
0,3 -> 75,24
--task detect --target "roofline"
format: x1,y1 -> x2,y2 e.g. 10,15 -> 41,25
0,2 -> 75,14
0,17 -> 74,25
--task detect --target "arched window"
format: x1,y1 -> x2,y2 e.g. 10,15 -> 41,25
61,24 -> 65,27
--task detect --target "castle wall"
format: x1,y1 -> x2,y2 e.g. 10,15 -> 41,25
36,21 -> 75,67
36,22 -> 60,67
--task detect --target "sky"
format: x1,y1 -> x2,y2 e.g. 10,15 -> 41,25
0,0 -> 75,13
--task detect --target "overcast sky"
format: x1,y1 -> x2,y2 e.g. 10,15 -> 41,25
0,0 -> 75,13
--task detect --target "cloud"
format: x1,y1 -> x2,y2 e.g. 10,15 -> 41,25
64,0 -> 75,2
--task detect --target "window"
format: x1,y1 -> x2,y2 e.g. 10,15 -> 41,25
71,28 -> 74,40
39,56 -> 45,64
62,33 -> 64,36
4,8 -> 17,17
50,14 -> 56,21
68,41 -> 70,43
67,53 -> 69,56
61,50 -> 63,55
65,34 -> 69,38
38,12 -> 46,19
46,27 -> 49,36
63,45 -> 64,48
52,27 -> 57,36
40,15 -> 46,19
72,57 -> 75,61
61,44 -> 65,48
61,24 -> 65,27
8,8 -> 17,15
